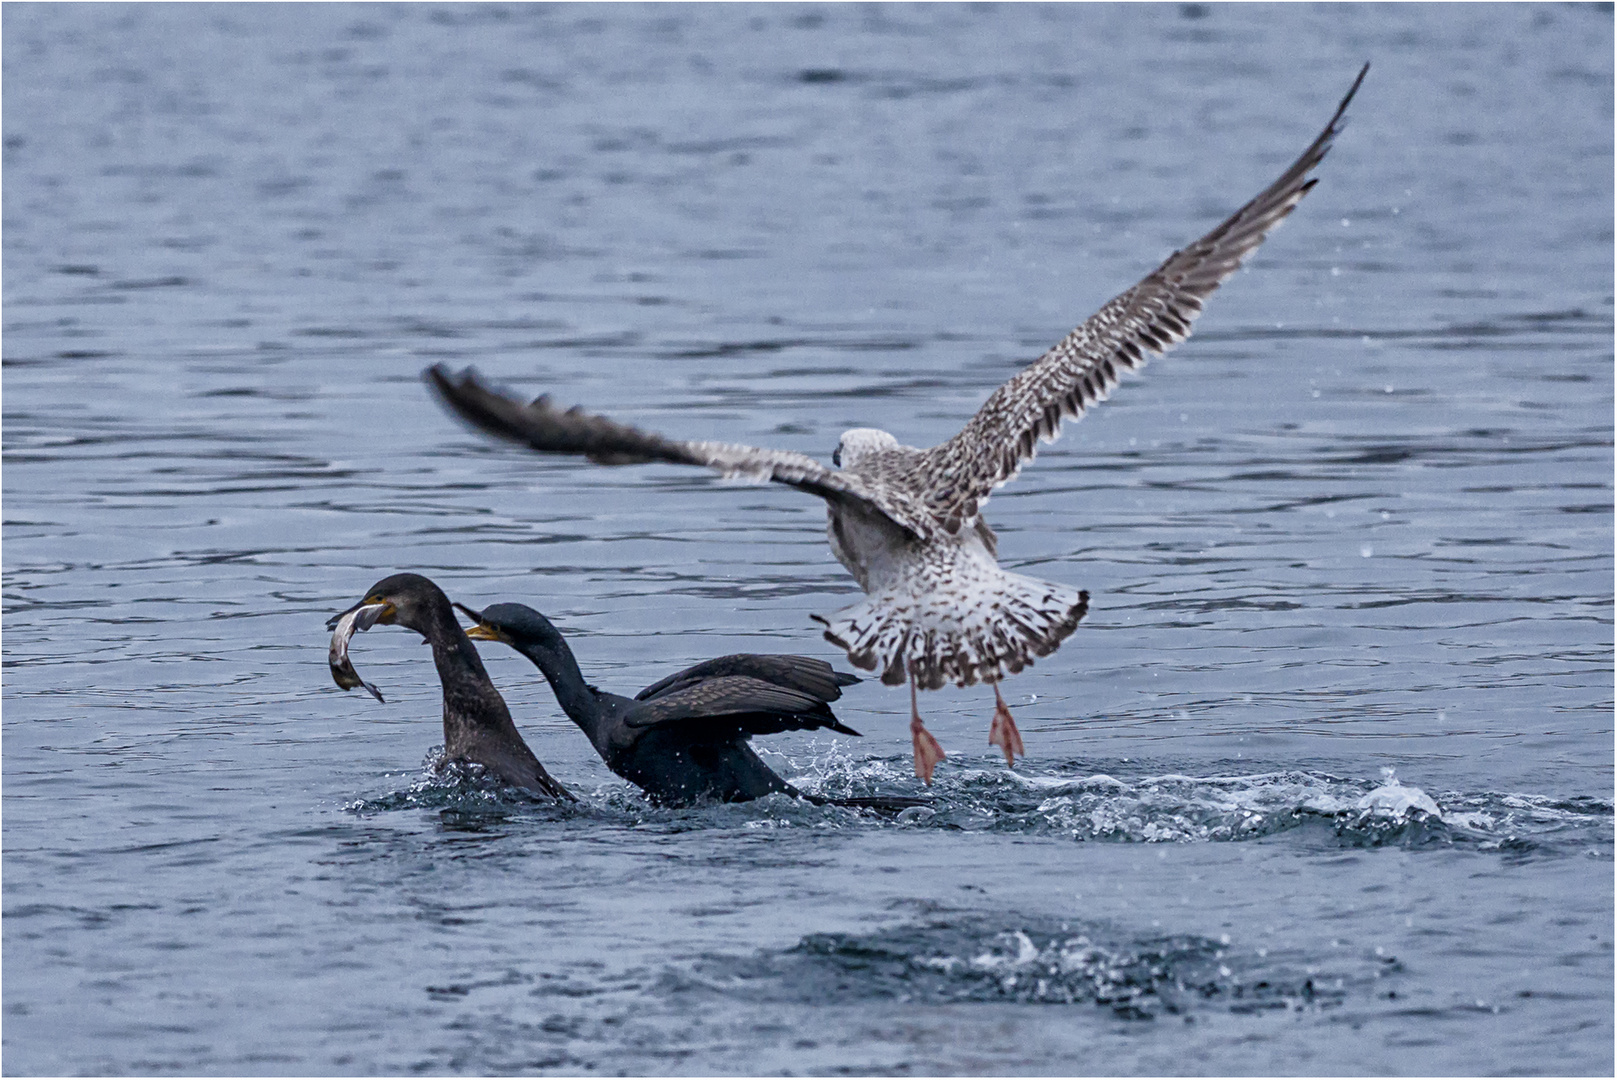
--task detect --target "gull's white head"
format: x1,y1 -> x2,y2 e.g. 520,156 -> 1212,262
832,428 -> 899,469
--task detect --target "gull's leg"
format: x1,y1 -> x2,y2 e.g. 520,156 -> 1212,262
988,681 -> 1024,767
910,676 -> 946,785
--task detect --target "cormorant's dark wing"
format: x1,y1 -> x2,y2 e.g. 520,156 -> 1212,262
425,365 -> 935,540
915,63 -> 1368,534
635,654 -> 859,703
621,675 -> 861,738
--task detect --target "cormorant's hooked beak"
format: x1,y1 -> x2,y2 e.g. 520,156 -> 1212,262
326,598 -> 393,632
453,601 -> 508,644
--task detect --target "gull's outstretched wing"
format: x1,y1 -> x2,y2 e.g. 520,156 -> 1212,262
426,365 -> 935,540
918,63 -> 1369,534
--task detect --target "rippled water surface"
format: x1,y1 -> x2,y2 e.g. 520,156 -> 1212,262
4,4 -> 1612,1075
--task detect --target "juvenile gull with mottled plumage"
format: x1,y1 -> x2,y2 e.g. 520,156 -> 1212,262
426,64 -> 1368,783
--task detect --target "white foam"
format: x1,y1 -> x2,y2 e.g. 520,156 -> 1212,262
1355,768 -> 1443,821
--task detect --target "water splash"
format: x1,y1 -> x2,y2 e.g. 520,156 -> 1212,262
682,914 -> 1393,1019
1357,767 -> 1444,819
343,749 -> 583,818
781,746 -> 1611,852
342,744 -> 1611,854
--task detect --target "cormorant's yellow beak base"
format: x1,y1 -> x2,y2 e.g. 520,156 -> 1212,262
452,602 -> 508,644
449,598 -> 491,640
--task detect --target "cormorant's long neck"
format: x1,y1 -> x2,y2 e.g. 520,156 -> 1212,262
509,628 -> 605,741
413,599 -> 514,741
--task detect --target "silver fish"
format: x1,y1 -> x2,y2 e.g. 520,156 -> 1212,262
329,603 -> 387,702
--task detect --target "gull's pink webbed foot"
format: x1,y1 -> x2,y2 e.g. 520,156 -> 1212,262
988,682 -> 1024,767
909,678 -> 946,784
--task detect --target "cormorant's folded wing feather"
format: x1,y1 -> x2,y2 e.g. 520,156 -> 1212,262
635,654 -> 858,703
917,63 -> 1368,534
425,365 -> 934,541
621,675 -> 861,738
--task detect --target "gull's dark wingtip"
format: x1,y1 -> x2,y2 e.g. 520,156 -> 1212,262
423,362 -> 472,405
423,362 -> 465,422
422,363 -> 525,447
424,363 -> 504,410
1331,62 -> 1371,130
1350,60 -> 1370,94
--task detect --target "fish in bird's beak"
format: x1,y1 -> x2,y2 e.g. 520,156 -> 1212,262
328,600 -> 390,701
325,596 -> 395,631
452,601 -> 505,644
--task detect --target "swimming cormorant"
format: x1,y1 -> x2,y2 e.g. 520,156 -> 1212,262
327,574 -> 574,801
459,601 -> 923,810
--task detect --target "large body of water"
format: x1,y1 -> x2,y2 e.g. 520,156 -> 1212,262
4,4 -> 1612,1075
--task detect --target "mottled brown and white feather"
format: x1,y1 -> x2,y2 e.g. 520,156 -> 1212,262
423,66 -> 1366,693
915,62 -> 1368,533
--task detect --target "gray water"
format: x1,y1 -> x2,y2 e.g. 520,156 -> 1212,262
4,3 -> 1612,1075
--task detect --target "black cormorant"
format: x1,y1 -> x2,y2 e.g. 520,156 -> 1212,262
459,601 -> 923,810
327,574 -> 574,801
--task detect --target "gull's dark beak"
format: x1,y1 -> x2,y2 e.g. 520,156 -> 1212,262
831,444 -> 842,468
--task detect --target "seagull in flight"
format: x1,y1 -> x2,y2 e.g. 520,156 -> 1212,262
427,64 -> 1368,783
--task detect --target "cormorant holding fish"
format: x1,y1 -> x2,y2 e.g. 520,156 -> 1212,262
327,573 -> 574,801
